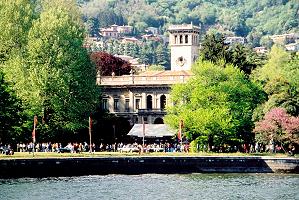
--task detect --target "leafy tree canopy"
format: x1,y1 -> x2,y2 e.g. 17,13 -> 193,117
165,59 -> 265,148
252,45 -> 299,118
254,107 -> 299,149
2,0 -> 99,141
0,0 -> 36,63
147,64 -> 165,71
0,72 -> 23,144
90,51 -> 131,76
200,32 -> 264,75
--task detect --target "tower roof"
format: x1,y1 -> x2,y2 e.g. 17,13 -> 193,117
168,24 -> 200,33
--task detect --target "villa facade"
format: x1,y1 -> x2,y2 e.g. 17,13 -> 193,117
97,24 -> 200,125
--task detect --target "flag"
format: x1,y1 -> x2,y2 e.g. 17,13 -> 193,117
89,115 -> 92,130
89,115 -> 92,152
177,129 -> 182,141
142,116 -> 145,147
32,129 -> 36,143
178,119 -> 183,141
32,116 -> 37,143
142,117 -> 145,137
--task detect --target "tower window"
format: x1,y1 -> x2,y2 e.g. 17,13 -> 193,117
174,35 -> 177,44
185,35 -> 188,44
180,35 -> 183,44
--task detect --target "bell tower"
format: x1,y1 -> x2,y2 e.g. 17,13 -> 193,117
168,24 -> 200,71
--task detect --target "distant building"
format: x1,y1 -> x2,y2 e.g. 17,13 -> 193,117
254,46 -> 268,54
159,35 -> 169,45
121,37 -> 139,44
100,24 -> 133,39
141,34 -> 162,42
224,36 -> 245,45
146,27 -> 159,35
285,43 -> 299,52
270,33 -> 299,44
100,25 -> 119,39
117,25 -> 133,34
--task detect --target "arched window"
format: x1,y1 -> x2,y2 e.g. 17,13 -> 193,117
147,95 -> 152,110
174,35 -> 177,44
160,95 -> 166,110
180,35 -> 183,44
154,118 -> 164,124
185,35 -> 188,44
102,99 -> 108,111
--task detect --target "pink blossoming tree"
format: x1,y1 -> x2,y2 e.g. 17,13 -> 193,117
253,107 -> 299,152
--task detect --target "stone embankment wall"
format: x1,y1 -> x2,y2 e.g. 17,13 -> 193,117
0,156 -> 298,178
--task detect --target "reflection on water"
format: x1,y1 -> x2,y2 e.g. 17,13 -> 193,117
0,174 -> 298,200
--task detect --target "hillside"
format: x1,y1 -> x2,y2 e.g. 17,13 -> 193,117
79,0 -> 298,47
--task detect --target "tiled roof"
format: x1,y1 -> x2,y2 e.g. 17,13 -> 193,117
138,70 -> 193,76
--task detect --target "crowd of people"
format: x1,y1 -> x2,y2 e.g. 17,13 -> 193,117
14,142 -> 92,153
117,142 -> 190,153
0,141 -> 295,156
7,142 -> 190,154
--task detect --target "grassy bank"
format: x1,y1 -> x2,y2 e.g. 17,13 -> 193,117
0,152 -> 297,159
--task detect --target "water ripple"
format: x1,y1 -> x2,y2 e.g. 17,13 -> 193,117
0,174 -> 298,200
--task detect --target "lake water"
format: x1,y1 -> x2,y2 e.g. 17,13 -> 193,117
0,174 -> 298,200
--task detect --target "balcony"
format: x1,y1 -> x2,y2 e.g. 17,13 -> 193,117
97,71 -> 192,86
137,109 -> 167,115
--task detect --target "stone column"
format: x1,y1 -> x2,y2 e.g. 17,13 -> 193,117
109,95 -> 113,112
129,90 -> 134,112
142,92 -> 146,109
153,92 -> 157,109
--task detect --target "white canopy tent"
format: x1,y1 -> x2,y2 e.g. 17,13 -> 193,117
127,124 -> 176,138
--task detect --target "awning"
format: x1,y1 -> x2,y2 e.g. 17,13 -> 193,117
127,124 -> 176,138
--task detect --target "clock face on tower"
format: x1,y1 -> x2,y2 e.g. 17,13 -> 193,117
176,56 -> 186,67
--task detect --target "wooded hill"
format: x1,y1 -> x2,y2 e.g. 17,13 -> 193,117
79,0 -> 299,47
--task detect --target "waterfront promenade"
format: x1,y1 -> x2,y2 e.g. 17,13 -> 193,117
0,153 -> 298,178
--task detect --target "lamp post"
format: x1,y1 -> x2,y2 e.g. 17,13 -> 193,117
89,115 -> 92,153
113,124 -> 116,143
142,116 -> 145,148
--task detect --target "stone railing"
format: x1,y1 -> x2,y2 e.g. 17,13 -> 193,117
137,109 -> 167,115
97,74 -> 192,86
168,24 -> 200,31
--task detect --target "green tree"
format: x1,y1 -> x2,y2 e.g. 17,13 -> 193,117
147,64 -> 165,71
252,45 -> 299,118
165,59 -> 265,149
139,43 -> 153,65
200,33 -> 228,64
228,44 -> 260,75
3,0 -> 99,140
0,72 -> 23,144
130,43 -> 140,58
155,43 -> 169,68
0,0 -> 36,63
201,33 -> 261,75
